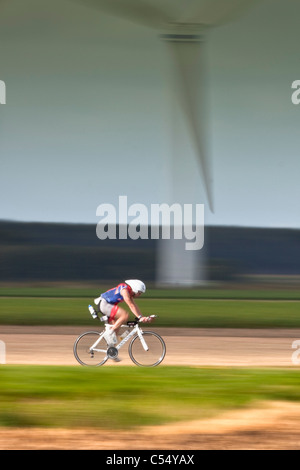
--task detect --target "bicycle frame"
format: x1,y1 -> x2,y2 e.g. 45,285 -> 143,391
89,323 -> 149,354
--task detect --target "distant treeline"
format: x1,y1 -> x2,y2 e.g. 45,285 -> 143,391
0,221 -> 299,282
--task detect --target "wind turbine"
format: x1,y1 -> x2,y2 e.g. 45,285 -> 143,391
72,0 -> 261,286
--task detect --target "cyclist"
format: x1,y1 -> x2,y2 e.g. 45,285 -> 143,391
93,279 -> 153,346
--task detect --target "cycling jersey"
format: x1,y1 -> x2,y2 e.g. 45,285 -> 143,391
101,283 -> 132,305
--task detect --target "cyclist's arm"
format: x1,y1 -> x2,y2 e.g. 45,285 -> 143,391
121,288 -> 142,319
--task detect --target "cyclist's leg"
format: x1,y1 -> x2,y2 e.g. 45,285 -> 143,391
109,306 -> 129,335
99,299 -> 128,340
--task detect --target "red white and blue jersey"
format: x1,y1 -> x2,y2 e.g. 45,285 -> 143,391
101,283 -> 132,305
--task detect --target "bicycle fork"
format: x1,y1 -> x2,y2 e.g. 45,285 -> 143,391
137,329 -> 149,351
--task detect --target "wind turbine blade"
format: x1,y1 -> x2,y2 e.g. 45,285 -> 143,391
163,36 -> 214,212
178,0 -> 261,27
74,0 -> 169,30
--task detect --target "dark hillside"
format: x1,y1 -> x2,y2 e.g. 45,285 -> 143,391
0,221 -> 299,282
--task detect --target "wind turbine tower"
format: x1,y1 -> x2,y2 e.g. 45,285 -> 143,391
73,0 -> 261,286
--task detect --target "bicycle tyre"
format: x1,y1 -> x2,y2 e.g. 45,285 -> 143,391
128,331 -> 166,367
74,331 -> 108,367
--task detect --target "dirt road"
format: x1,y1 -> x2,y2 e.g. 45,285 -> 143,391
1,326 -> 299,367
1,400 -> 300,450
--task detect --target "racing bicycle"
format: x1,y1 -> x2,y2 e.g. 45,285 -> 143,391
74,313 -> 166,367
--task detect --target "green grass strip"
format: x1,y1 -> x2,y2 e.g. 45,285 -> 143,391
1,297 -> 300,328
0,366 -> 300,429
1,286 -> 300,300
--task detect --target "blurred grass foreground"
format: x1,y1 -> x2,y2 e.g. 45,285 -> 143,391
1,366 -> 300,429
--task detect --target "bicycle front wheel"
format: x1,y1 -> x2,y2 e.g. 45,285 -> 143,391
129,331 -> 166,367
74,331 -> 108,367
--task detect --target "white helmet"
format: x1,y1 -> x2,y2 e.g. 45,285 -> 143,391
125,279 -> 146,294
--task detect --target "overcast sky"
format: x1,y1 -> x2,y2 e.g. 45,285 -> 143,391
0,0 -> 299,228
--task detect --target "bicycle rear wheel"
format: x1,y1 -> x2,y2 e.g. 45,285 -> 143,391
129,331 -> 166,367
74,331 -> 108,367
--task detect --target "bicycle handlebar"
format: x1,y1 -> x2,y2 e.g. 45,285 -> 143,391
125,315 -> 158,327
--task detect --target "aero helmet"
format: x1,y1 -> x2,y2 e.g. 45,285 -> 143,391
125,279 -> 146,294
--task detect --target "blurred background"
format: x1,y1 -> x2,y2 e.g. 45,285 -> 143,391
1,220 -> 300,286
0,0 -> 300,288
